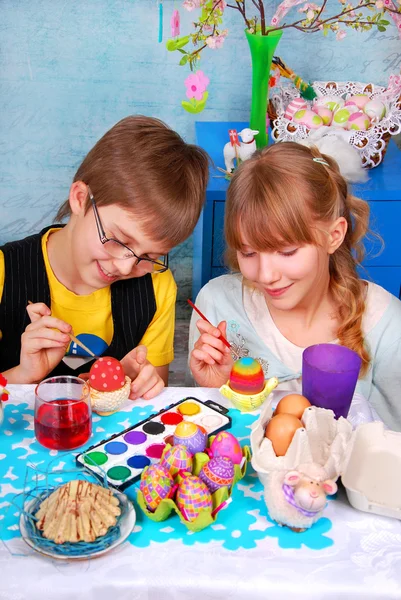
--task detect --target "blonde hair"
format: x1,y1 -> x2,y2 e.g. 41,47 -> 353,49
225,141 -> 371,376
55,115 -> 210,246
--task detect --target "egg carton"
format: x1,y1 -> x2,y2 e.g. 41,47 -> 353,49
251,400 -> 401,520
137,440 -> 251,533
268,75 -> 401,168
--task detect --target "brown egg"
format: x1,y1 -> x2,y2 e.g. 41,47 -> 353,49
274,393 -> 311,420
264,413 -> 303,456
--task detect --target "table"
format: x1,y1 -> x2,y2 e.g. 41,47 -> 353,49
1,386 -> 401,600
192,122 -> 401,300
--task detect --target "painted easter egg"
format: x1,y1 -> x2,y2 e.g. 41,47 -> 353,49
345,93 -> 370,110
363,99 -> 386,122
139,464 -> 174,512
312,105 -> 333,125
209,431 -> 243,465
314,95 -> 344,112
199,456 -> 235,493
176,475 -> 212,521
332,107 -> 358,128
284,98 -> 308,121
293,109 -> 323,130
89,357 -> 126,392
347,111 -> 371,131
229,357 -> 265,395
173,421 -> 207,454
160,444 -> 193,477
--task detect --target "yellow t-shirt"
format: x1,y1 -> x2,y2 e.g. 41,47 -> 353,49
0,229 -> 176,366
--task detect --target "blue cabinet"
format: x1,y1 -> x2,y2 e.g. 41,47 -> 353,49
192,121 -> 401,300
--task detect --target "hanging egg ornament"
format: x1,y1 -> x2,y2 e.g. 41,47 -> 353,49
347,111 -> 371,131
176,475 -> 212,521
199,456 -> 235,493
284,98 -> 307,121
345,94 -> 370,110
229,357 -> 265,395
173,421 -> 207,454
293,109 -> 323,130
209,431 -> 243,465
140,464 -> 174,512
160,444 -> 193,477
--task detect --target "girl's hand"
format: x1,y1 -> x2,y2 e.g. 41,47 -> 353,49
190,319 -> 234,388
17,302 -> 71,383
121,345 -> 165,400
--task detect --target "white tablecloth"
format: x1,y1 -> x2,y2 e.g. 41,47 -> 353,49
1,386 -> 401,600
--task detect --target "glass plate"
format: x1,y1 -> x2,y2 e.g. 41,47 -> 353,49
19,490 -> 136,560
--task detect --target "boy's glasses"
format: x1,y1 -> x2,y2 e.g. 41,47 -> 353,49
87,187 -> 169,273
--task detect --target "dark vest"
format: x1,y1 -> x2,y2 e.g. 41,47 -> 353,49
0,226 -> 157,376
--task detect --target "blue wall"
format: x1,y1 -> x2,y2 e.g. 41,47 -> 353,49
1,0 -> 400,308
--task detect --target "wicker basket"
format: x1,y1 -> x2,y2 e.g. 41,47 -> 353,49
268,78 -> 401,168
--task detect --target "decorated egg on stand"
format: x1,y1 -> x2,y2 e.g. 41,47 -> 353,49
347,111 -> 371,131
199,456 -> 235,493
219,357 -> 278,411
293,109 -> 323,130
173,421 -> 207,454
176,475 -> 213,521
314,95 -> 344,112
160,444 -> 193,477
88,356 -> 131,416
140,464 -> 174,512
345,94 -> 370,110
209,431 -> 243,465
284,98 -> 308,120
363,99 -> 386,122
312,105 -> 333,125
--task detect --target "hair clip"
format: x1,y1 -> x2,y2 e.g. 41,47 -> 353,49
313,157 -> 330,167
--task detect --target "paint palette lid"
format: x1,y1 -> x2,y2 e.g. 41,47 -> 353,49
19,489 -> 136,560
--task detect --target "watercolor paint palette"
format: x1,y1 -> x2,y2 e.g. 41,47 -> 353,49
76,397 -> 232,490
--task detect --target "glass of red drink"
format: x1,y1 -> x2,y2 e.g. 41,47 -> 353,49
34,376 -> 92,450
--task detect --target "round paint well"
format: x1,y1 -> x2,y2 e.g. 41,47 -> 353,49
83,451 -> 108,466
178,401 -> 200,416
200,415 -> 223,430
104,441 -> 128,455
124,431 -> 147,445
146,443 -> 166,459
161,412 -> 183,426
164,434 -> 174,445
127,455 -> 150,469
143,421 -> 165,435
107,466 -> 131,481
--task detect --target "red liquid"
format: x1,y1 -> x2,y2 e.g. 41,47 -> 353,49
35,399 -> 91,450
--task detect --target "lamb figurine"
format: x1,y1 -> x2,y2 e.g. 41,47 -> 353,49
223,128 -> 259,173
264,463 -> 337,532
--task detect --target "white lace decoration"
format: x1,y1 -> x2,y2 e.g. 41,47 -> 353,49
270,78 -> 401,169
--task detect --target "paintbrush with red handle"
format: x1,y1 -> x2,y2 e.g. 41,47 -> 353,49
187,299 -> 238,359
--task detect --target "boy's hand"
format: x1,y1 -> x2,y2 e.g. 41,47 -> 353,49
190,319 -> 234,388
121,345 -> 165,400
16,302 -> 71,383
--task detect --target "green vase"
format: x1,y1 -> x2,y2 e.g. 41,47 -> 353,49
245,29 -> 283,150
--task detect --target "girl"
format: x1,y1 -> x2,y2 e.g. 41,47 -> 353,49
189,142 -> 401,431
1,115 -> 209,400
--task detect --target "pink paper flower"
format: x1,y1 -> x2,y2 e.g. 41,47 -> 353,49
205,31 -> 227,49
171,9 -> 180,37
336,29 -> 346,40
183,0 -> 201,11
185,70 -> 210,100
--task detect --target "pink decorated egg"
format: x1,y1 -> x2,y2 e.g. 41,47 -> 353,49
139,464 -> 174,512
345,94 -> 370,110
209,431 -> 243,465
363,99 -> 386,122
293,109 -> 323,130
284,98 -> 308,121
312,105 -> 333,125
314,95 -> 344,112
229,357 -> 265,395
173,421 -> 207,454
160,444 -> 193,477
199,456 -> 235,493
347,111 -> 371,131
176,475 -> 212,521
89,357 -> 125,392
